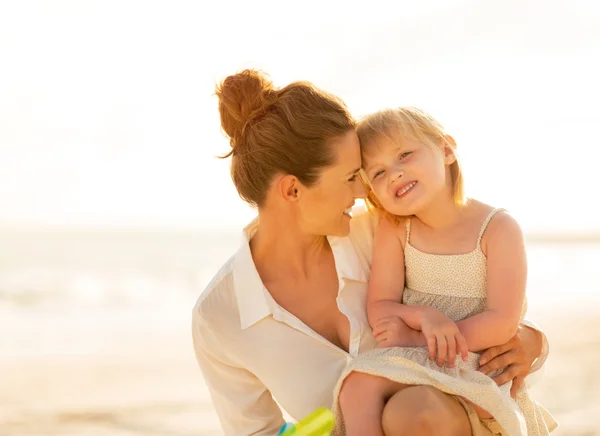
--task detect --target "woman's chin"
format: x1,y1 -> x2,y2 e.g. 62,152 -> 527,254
332,217 -> 352,237
313,216 -> 352,238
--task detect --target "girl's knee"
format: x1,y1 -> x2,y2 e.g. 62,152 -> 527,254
382,387 -> 436,435
382,386 -> 468,436
403,386 -> 444,408
339,372 -> 401,409
339,372 -> 378,407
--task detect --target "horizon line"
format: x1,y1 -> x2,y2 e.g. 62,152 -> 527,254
0,223 -> 599,243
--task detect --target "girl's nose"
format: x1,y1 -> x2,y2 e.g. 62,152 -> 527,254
389,166 -> 403,183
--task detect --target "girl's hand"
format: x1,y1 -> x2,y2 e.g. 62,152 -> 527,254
373,317 -> 425,348
420,307 -> 469,367
478,325 -> 543,398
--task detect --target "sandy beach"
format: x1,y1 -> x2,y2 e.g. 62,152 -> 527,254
2,301 -> 599,436
2,230 -> 599,435
1,304 -> 223,436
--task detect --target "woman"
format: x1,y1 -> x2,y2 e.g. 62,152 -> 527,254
192,69 -> 548,436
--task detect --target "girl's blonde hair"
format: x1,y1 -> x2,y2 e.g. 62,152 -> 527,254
356,107 -> 466,220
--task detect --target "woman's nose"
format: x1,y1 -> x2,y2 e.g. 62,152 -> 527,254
354,179 -> 367,199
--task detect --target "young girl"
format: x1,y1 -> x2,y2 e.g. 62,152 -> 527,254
332,107 -> 557,436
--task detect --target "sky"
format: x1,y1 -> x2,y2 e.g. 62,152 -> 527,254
0,0 -> 598,233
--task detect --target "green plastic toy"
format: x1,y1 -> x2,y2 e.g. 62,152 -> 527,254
277,407 -> 335,435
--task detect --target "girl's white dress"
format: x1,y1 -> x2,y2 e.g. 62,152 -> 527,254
332,209 -> 557,435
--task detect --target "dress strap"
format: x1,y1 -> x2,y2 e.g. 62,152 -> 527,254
405,218 -> 412,244
477,208 -> 506,247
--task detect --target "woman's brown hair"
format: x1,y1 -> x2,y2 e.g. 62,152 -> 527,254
216,69 -> 355,207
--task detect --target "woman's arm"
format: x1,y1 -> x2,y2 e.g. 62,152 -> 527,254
457,212 -> 527,351
479,324 -> 545,396
518,319 -> 550,375
192,311 -> 284,436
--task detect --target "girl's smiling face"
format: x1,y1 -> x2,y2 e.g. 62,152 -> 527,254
362,133 -> 457,217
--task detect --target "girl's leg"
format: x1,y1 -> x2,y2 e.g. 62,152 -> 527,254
382,386 -> 474,436
338,371 -> 408,436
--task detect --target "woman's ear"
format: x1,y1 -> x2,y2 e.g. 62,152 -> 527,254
278,174 -> 301,202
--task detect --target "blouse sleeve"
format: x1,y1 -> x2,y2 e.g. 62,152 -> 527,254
192,309 -> 285,436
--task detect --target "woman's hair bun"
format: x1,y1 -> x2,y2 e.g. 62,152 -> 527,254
215,69 -> 278,152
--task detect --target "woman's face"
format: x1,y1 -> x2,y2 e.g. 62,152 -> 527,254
297,130 -> 366,237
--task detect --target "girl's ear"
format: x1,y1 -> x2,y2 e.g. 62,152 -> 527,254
442,135 -> 457,165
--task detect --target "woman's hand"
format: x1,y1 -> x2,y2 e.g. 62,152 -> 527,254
478,325 -> 543,397
420,307 -> 469,367
373,317 -> 425,348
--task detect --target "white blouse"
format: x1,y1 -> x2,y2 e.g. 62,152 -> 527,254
192,207 -> 548,436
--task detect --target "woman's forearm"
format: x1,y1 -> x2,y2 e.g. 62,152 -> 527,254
519,324 -> 544,363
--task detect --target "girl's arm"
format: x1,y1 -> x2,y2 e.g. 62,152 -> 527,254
367,217 -> 426,348
366,216 -> 407,329
457,212 -> 527,352
368,216 -> 469,365
366,216 -> 455,330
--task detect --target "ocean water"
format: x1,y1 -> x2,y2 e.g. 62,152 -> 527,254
0,228 -> 598,313
0,229 -> 240,309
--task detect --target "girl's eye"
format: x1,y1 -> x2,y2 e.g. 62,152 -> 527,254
373,170 -> 384,179
348,174 -> 358,182
399,151 -> 412,160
